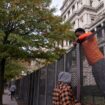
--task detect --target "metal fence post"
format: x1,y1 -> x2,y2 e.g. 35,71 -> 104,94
36,71 -> 40,105
76,44 -> 81,101
45,67 -> 48,105
55,61 -> 58,86
64,54 -> 66,72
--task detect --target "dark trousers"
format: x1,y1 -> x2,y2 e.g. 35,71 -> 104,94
11,91 -> 15,100
92,58 -> 105,96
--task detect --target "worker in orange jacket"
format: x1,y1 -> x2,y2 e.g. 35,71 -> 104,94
74,28 -> 105,96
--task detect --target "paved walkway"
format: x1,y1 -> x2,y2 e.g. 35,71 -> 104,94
3,89 -> 18,105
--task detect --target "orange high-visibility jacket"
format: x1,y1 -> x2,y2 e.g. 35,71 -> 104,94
78,32 -> 104,65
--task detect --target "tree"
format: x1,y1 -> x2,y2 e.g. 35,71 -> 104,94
4,59 -> 26,81
0,0 -> 73,104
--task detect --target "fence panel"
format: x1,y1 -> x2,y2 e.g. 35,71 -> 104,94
46,63 -> 56,105
28,73 -> 35,105
38,67 -> 47,105
32,71 -> 39,105
15,26 -> 105,105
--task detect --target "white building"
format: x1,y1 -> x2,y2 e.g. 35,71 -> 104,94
60,0 -> 105,31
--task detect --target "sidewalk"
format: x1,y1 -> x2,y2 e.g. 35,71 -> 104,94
3,89 -> 18,105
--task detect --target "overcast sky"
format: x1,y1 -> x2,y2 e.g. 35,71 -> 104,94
50,0 -> 64,15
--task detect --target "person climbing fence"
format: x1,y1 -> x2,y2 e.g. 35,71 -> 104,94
73,28 -> 105,96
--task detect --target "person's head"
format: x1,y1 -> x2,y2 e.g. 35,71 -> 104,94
75,28 -> 85,37
58,72 -> 71,84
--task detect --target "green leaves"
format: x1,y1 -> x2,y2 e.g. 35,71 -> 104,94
5,59 -> 26,80
0,0 -> 75,60
0,0 -> 75,79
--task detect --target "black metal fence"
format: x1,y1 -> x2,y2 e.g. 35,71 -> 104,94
16,26 -> 105,105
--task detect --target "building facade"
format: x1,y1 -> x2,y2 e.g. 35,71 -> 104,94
60,0 -> 105,31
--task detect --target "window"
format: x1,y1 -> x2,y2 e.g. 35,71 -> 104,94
72,21 -> 75,26
72,5 -> 75,11
64,15 -> 66,20
90,15 -> 96,22
97,25 -> 103,38
91,18 -> 95,22
80,16 -> 83,23
68,10 -> 70,16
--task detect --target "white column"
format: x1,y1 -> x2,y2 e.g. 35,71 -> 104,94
83,14 -> 88,25
66,41 -> 69,47
70,8 -> 73,15
63,40 -> 67,47
94,28 -> 97,31
75,2 -> 78,11
67,41 -> 70,46
79,18 -> 83,28
78,19 -> 81,28
75,19 -> 79,29
101,23 -> 104,27
94,28 -> 98,38
87,14 -> 91,25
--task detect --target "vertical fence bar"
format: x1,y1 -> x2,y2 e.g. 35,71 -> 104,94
102,27 -> 105,54
76,44 -> 81,101
64,54 -> 66,72
36,71 -> 40,105
32,71 -> 38,105
57,57 -> 64,74
33,72 -> 36,105
102,27 -> 105,38
31,74 -> 35,105
46,63 -> 56,105
55,61 -> 58,86
31,73 -> 35,105
28,74 -> 32,105
45,66 -> 48,105
27,76 -> 30,105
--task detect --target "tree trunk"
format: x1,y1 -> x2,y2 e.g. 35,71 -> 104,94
0,58 -> 6,105
0,29 -> 9,105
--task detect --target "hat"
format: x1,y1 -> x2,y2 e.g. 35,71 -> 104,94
58,72 -> 71,83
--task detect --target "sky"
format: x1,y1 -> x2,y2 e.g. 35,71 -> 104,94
50,0 -> 64,15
